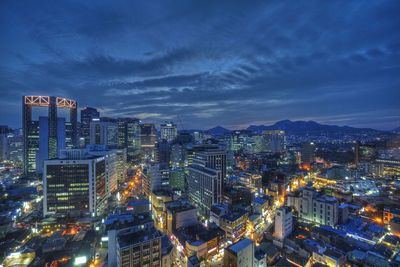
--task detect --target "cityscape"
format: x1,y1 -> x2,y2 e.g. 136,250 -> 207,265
1,1 -> 400,267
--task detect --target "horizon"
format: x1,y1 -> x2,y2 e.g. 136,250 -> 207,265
1,1 -> 399,130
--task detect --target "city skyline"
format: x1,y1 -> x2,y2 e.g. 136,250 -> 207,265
1,0 -> 400,130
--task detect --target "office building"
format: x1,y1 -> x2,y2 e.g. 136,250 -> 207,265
116,227 -> 162,267
140,123 -> 156,157
117,118 -> 141,163
274,206 -> 293,247
188,150 -> 223,216
154,139 -> 170,167
165,200 -> 197,234
90,120 -> 118,148
160,122 -> 177,142
80,107 -> 99,146
36,117 -> 66,174
287,186 -> 339,226
169,168 -> 185,191
262,130 -> 286,153
43,148 -> 116,216
219,209 -> 249,242
105,212 -> 154,267
301,142 -> 316,165
23,95 -> 77,176
224,238 -> 254,267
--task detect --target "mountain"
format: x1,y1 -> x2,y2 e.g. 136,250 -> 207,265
207,126 -> 231,136
247,120 -> 387,136
393,127 -> 400,132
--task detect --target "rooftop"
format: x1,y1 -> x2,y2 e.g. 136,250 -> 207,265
227,238 -> 253,254
117,228 -> 162,249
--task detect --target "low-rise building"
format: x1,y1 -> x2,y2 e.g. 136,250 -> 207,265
223,238 -> 254,267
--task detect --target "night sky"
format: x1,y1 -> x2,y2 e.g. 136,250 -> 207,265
0,0 -> 399,130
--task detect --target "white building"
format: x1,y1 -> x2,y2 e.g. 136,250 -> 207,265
224,238 -> 254,267
287,186 -> 339,226
160,122 -> 177,142
274,206 -> 293,247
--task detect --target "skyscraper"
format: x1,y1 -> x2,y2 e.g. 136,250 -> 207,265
23,96 -> 77,176
188,147 -> 225,216
140,123 -> 156,157
90,120 -> 118,148
80,107 -> 99,146
117,118 -> 141,163
301,142 -> 316,165
160,122 -> 177,142
262,130 -> 286,153
43,148 -> 116,216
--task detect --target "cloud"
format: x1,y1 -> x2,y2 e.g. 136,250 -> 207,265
0,0 -> 399,130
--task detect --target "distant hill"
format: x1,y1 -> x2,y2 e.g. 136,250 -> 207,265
207,126 -> 231,136
247,120 -> 387,136
393,127 -> 400,132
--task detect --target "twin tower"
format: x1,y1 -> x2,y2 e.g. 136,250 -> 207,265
22,95 -> 78,176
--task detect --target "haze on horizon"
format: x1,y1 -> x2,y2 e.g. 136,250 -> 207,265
0,0 -> 399,130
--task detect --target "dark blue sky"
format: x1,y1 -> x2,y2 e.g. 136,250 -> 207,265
1,0 -> 399,130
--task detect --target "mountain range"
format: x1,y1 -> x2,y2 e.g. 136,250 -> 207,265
203,120 -> 398,139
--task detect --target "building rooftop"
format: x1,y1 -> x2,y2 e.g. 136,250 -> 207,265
227,238 -> 253,254
253,197 -> 267,205
117,228 -> 162,249
220,209 -> 248,222
165,200 -> 196,213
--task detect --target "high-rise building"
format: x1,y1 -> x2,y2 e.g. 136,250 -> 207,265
274,206 -> 293,247
188,148 -> 224,216
90,121 -> 118,148
140,123 -> 156,157
116,227 -> 162,267
23,96 -> 77,176
301,142 -> 316,165
287,186 -> 339,227
117,118 -> 141,163
160,122 -> 177,142
80,107 -> 99,146
262,130 -> 286,153
194,146 -> 227,183
43,148 -> 116,216
154,139 -> 170,167
165,200 -> 197,234
169,168 -> 185,192
36,117 -> 66,174
223,238 -> 254,267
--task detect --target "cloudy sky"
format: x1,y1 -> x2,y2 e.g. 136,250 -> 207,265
0,0 -> 399,130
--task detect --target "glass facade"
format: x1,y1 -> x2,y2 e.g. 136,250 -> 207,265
46,164 -> 89,213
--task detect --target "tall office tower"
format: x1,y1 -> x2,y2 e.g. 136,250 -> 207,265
169,168 -> 185,192
274,206 -> 293,247
23,96 -> 77,176
140,123 -> 156,157
80,107 -> 100,146
301,142 -> 316,165
117,118 -> 141,163
188,150 -> 223,216
224,238 -> 254,267
84,145 -> 119,196
116,148 -> 127,183
6,131 -> 23,163
43,148 -> 116,216
262,130 -> 286,153
90,121 -> 118,148
36,117 -> 66,174
194,146 -> 227,184
116,227 -> 162,267
147,162 -> 169,192
160,122 -> 177,142
154,140 -> 170,168
0,126 -> 9,161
